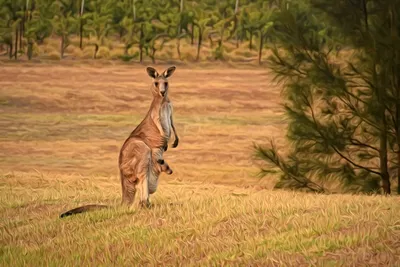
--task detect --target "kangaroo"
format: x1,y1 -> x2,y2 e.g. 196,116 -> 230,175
119,66 -> 179,207
59,66 -> 179,218
59,159 -> 173,218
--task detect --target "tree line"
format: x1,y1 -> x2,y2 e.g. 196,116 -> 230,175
0,0 -> 277,63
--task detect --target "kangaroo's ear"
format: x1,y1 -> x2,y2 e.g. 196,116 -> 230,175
162,66 -> 176,78
146,67 -> 159,79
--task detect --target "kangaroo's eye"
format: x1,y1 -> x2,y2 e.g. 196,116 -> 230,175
165,82 -> 168,87
154,82 -> 159,87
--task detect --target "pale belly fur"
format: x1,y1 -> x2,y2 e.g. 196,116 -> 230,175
160,104 -> 172,140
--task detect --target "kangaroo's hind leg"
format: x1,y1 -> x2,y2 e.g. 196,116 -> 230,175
138,171 -> 151,208
121,174 -> 138,206
137,149 -> 152,208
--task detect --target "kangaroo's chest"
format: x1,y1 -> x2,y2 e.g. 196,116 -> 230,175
160,103 -> 172,139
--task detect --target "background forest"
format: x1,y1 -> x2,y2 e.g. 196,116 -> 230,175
0,0 -> 277,63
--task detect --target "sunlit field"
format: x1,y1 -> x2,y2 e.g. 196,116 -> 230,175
1,62 -> 399,266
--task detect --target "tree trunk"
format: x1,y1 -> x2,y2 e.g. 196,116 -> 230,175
9,42 -> 13,59
133,0 -> 136,21
60,36 -> 64,58
379,122 -> 391,194
196,29 -> 202,61
19,21 -> 23,50
79,0 -> 85,49
93,44 -> 99,59
396,79 -> 400,194
139,24 -> 143,63
177,38 -> 181,61
191,23 -> 194,45
27,41 -> 33,60
395,73 -> 400,194
258,32 -> 264,65
151,48 -> 156,64
79,20 -> 84,49
389,3 -> 400,194
208,35 -> 214,48
22,5 -> 26,38
30,0 -> 35,21
235,0 -> 239,48
375,60 -> 391,194
249,30 -> 253,50
178,0 -> 183,34
397,129 -> 400,194
14,27 -> 18,59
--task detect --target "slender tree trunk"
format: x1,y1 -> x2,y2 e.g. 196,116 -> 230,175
220,20 -> 226,48
396,72 -> 400,194
139,23 -> 143,63
196,29 -> 202,61
93,44 -> 99,59
191,23 -> 194,45
397,117 -> 400,194
380,119 -> 391,194
133,0 -> 136,21
27,40 -> 33,60
22,5 -> 26,38
177,38 -> 181,60
374,58 -> 391,194
235,0 -> 239,48
79,20 -> 83,48
249,30 -> 253,50
14,27 -> 18,59
19,21 -> 23,50
362,0 -> 369,33
151,48 -> 156,64
178,0 -> 183,34
79,0 -> 84,49
9,42 -> 13,59
209,34 -> 214,48
25,0 -> 29,26
29,0 -> 35,21
394,62 -> 400,194
60,36 -> 64,58
258,32 -> 264,65
388,3 -> 400,194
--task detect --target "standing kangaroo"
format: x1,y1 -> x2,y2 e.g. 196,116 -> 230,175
119,66 -> 179,207
59,66 -> 179,218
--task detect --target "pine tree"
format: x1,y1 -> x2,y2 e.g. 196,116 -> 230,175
255,0 -> 400,194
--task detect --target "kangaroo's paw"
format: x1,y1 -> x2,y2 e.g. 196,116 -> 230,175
140,200 -> 152,209
172,138 -> 179,148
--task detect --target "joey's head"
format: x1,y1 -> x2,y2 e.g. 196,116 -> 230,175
156,159 -> 173,175
146,66 -> 176,98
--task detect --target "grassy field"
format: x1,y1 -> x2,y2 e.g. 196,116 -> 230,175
1,62 -> 400,266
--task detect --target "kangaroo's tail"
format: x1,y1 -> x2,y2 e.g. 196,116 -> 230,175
60,204 -> 109,218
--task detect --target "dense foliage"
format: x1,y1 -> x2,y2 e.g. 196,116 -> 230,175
0,0 -> 277,62
255,0 -> 400,195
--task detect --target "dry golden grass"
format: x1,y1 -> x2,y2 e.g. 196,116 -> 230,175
1,171 -> 400,266
1,63 -> 399,266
